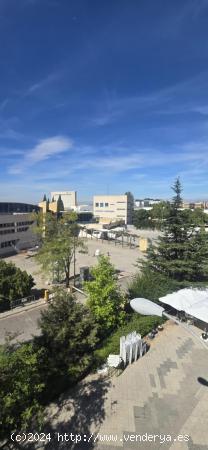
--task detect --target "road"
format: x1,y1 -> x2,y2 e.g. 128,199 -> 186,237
0,276 -> 133,345
0,301 -> 48,345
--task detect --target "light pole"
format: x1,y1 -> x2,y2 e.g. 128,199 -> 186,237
130,298 -> 208,350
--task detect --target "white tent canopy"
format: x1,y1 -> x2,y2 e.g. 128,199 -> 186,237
188,300 -> 208,324
159,288 -> 208,323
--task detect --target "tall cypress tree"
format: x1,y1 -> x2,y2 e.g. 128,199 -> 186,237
141,178 -> 208,282
57,194 -> 64,212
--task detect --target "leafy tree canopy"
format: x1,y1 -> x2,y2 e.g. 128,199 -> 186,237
150,201 -> 171,229
133,209 -> 153,229
128,270 -> 183,303
0,260 -> 34,311
36,289 -> 97,393
84,255 -> 125,336
35,211 -> 86,287
0,341 -> 44,440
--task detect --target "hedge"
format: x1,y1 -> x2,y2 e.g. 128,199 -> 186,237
93,313 -> 164,367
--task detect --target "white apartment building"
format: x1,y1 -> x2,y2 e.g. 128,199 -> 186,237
51,191 -> 77,210
135,198 -> 161,208
93,194 -> 133,225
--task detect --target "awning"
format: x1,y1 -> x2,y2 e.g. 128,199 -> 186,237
159,288 -> 208,323
188,299 -> 208,323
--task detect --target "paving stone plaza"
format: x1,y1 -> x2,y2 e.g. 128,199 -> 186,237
43,321 -> 208,450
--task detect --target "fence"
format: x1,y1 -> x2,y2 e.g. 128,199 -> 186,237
10,295 -> 36,309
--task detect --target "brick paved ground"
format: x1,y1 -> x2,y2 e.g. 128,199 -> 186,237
42,321 -> 208,450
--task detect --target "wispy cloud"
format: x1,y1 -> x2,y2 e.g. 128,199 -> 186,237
25,71 -> 62,96
75,146 -> 208,173
89,70 -> 208,127
9,136 -> 73,174
7,134 -> 208,179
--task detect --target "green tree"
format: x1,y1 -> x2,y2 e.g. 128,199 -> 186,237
84,255 -> 125,336
150,201 -> 171,229
0,341 -> 44,440
35,212 -> 86,287
57,194 -> 64,212
0,261 -> 34,311
183,207 -> 208,226
128,270 -> 181,303
32,210 -> 58,242
133,209 -> 153,229
140,178 -> 208,282
36,289 -> 97,393
42,194 -> 47,202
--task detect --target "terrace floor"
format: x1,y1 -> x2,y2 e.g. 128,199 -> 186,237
41,321 -> 208,450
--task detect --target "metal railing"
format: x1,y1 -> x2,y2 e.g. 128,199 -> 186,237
10,295 -> 36,309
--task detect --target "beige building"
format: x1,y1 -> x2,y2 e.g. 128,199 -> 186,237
38,199 -> 59,215
182,201 -> 205,210
93,194 -> 133,225
51,191 -> 77,210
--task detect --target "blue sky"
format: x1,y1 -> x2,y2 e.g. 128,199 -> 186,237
1,0 -> 208,203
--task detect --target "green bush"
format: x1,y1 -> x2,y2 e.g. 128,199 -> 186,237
0,260 -> 34,311
128,270 -> 184,303
0,342 -> 44,440
93,313 -> 164,367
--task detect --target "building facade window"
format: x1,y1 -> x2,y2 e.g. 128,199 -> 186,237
1,240 -> 17,248
0,229 -> 15,235
0,222 -> 15,228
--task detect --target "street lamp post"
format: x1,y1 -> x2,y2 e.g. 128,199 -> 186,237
130,298 -> 208,350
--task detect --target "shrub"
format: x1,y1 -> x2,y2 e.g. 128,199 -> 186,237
0,342 -> 44,440
0,260 -> 34,311
128,270 -> 184,303
93,313 -> 164,367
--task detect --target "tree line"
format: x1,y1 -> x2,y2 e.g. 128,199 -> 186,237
133,198 -> 208,230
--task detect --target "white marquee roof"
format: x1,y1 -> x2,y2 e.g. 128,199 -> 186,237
159,288 -> 208,323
